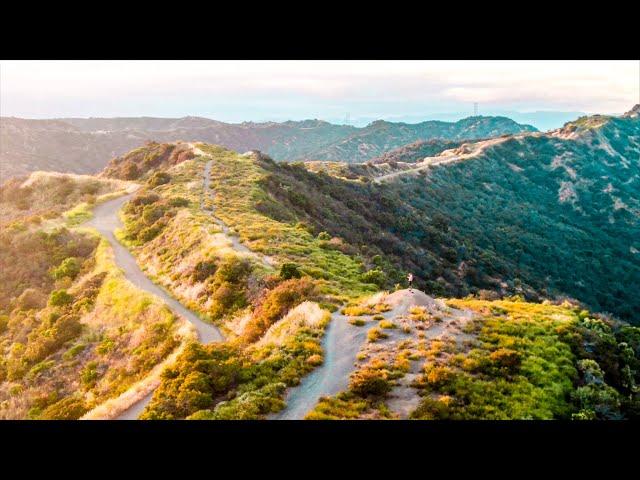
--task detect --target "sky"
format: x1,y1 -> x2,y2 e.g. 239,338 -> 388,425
1,60 -> 638,129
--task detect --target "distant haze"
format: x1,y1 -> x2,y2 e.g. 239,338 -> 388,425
1,60 -> 637,131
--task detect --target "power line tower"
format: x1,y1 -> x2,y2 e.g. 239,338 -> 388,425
345,112 -> 350,126
474,103 -> 479,116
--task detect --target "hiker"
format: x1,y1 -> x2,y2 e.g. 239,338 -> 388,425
407,273 -> 413,291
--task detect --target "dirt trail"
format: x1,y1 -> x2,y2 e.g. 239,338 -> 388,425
373,136 -> 509,183
380,292 -> 474,418
197,148 -> 275,268
270,289 -> 465,420
81,193 -> 224,419
269,309 -> 368,420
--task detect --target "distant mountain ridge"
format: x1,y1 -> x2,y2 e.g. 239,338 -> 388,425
0,115 -> 536,179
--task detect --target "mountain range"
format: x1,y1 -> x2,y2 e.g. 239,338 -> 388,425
0,115 -> 536,179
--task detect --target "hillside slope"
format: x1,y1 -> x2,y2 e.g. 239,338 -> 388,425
96,108 -> 638,324
361,107 -> 639,321
0,175 -> 189,419
3,128 -> 639,420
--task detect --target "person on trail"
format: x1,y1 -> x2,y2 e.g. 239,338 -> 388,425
407,273 -> 413,292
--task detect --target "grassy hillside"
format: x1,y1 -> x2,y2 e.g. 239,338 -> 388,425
308,296 -> 640,420
2,105 -> 636,419
375,112 -> 639,321
106,113 -> 639,325
276,110 -> 639,323
0,171 -> 131,225
0,176 -> 188,419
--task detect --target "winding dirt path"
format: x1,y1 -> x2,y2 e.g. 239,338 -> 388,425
81,193 -> 224,419
271,289 -> 473,420
271,290 -> 421,419
373,136 -> 510,183
201,158 -> 275,268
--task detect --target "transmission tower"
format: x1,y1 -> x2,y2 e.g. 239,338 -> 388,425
345,112 -> 350,126
474,103 -> 479,116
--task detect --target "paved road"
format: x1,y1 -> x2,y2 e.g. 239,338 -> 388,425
83,193 -> 224,419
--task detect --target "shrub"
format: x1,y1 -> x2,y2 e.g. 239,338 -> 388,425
81,361 -> 100,387
349,318 -> 366,326
51,257 -> 81,280
361,269 -> 385,287
243,277 -> 317,342
350,368 -> 392,396
306,354 -> 323,366
489,348 -> 522,373
49,289 -> 73,307
367,327 -> 388,343
39,396 -> 89,420
148,171 -> 171,187
379,320 -> 396,329
342,305 -> 373,316
426,366 -> 455,388
279,263 -> 302,280
215,256 -> 252,284
15,288 -> 47,311
139,223 -> 165,242
192,259 -> 218,282
210,282 -> 246,319
129,192 -> 160,207
123,163 -> 141,180
169,197 -> 190,208
411,396 -> 453,420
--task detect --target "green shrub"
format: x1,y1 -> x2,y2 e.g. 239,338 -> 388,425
279,262 -> 302,280
489,348 -> 522,373
169,197 -> 190,208
361,269 -> 385,287
123,163 -> 140,180
49,289 -> 73,307
51,257 -> 81,280
39,396 -> 89,420
215,256 -> 252,284
81,361 -> 100,387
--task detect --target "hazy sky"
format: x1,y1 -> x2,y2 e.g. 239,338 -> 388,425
1,60 -> 638,126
